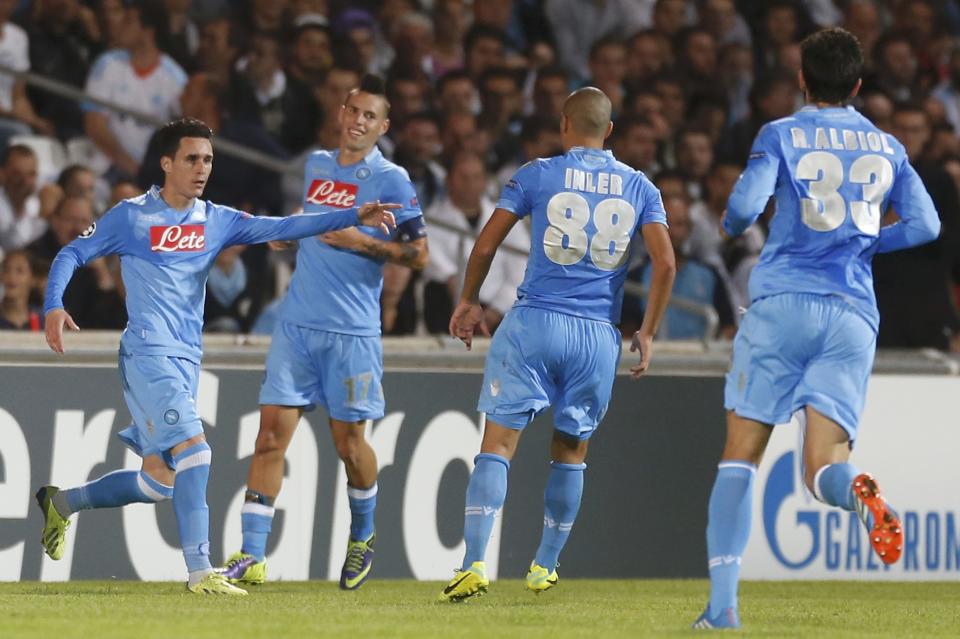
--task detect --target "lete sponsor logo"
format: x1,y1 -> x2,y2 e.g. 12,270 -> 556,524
306,179 -> 357,208
150,225 -> 206,252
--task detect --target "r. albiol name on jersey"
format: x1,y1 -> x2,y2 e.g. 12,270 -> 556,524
786,126 -> 896,155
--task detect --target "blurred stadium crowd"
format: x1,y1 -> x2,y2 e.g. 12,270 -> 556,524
0,0 -> 959,349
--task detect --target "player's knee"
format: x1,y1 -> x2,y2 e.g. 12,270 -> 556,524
138,470 -> 174,502
333,434 -> 367,467
254,427 -> 286,457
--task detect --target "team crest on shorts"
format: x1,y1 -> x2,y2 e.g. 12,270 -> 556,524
490,379 -> 501,397
163,409 -> 180,425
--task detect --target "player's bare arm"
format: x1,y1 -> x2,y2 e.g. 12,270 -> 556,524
44,308 -> 80,355
450,208 -> 519,350
321,230 -> 428,269
630,222 -> 676,378
355,201 -> 400,234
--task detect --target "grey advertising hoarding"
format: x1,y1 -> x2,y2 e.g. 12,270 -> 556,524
0,364 -> 726,581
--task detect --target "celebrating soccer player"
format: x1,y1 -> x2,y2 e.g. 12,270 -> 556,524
35,118 -> 398,595
438,87 -> 676,602
220,74 -> 428,590
693,28 -> 941,629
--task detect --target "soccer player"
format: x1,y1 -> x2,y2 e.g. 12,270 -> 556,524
693,28 -> 940,629
34,118 -> 398,595
220,74 -> 427,590
438,87 -> 677,602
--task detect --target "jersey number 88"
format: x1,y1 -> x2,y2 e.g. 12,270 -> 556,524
544,192 -> 637,270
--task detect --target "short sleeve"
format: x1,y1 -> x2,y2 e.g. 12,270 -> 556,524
640,181 -> 668,226
382,169 -> 423,226
496,161 -> 539,218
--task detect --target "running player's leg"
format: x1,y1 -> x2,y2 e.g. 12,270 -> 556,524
440,307 -> 550,602
696,295 -> 806,629
798,301 -> 902,564
36,454 -> 174,561
528,313 -> 619,592
321,331 -> 385,590
330,417 -> 379,589
222,404 -> 302,584
225,321 -> 317,583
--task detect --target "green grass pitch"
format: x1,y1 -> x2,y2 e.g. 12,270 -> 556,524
2,580 -> 958,638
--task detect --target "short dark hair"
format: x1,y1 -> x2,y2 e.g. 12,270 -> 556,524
1,143 -> 35,165
129,0 -> 168,42
800,28 -> 863,104
519,115 -> 557,143
464,24 -> 506,53
348,73 -> 391,116
56,164 -> 93,190
479,66 -> 521,91
154,118 -> 213,160
437,69 -> 473,94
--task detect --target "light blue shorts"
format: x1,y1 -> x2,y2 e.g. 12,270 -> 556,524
116,353 -> 203,467
258,321 -> 385,422
724,293 -> 876,441
478,306 -> 621,440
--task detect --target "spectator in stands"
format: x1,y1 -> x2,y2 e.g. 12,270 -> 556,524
0,2 -> 52,147
623,193 -> 734,340
286,16 -> 333,89
0,249 -> 42,331
159,0 -> 199,73
393,111 -> 446,212
586,36 -> 628,115
843,0 -> 881,67
439,109 -> 477,165
109,178 -> 140,205
653,74 -> 687,146
423,151 -> 528,334
28,195 -> 125,328
674,27 -> 722,106
859,90 -> 894,132
531,65 -> 568,122
389,12 -> 438,80
436,70 -> 478,115
473,0 -> 527,57
496,114 -> 561,189
235,0 -> 286,36
333,8 -> 384,75
874,103 -> 960,351
95,0 -> 128,52
385,69 -> 431,130
195,15 -> 240,89
651,0 -> 690,40
755,1 -> 802,72
463,24 -> 506,80
862,31 -> 923,103
717,69 -> 798,164
0,145 -> 46,254
56,164 -> 98,211
609,114 -> 660,175
431,0 -> 469,78
625,30 -> 669,91
700,0 -> 752,48
674,126 -> 713,200
546,0 -> 647,82
478,66 -> 523,169
932,44 -> 960,135
230,32 -> 318,155
84,0 -> 187,179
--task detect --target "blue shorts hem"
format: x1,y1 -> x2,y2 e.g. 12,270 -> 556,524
258,393 -> 314,410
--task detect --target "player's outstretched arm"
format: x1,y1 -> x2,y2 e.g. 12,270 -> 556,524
44,308 -> 80,355
449,208 -> 519,350
630,222 -> 676,378
321,232 -> 429,269
226,202 -> 399,246
878,162 -> 941,253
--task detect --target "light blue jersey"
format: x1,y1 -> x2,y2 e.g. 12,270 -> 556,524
280,147 -> 424,336
725,105 -> 940,330
497,147 -> 667,324
480,147 -> 666,438
723,106 -> 941,436
43,186 -> 366,459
